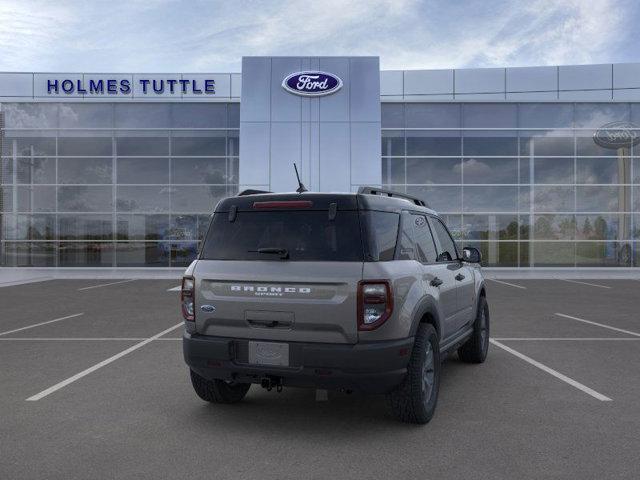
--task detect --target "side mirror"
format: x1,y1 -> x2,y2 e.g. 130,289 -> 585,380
462,247 -> 482,264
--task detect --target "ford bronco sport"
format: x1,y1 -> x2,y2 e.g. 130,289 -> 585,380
182,187 -> 489,424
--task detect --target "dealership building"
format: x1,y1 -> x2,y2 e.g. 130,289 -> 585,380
1,56 -> 639,269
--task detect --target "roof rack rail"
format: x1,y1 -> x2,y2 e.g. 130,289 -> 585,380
237,189 -> 272,196
357,186 -> 429,208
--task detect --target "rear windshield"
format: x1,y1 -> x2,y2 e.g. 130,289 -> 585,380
201,210 -> 364,261
200,209 -> 400,262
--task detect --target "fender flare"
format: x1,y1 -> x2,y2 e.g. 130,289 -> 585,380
478,279 -> 487,295
409,295 -> 442,339
476,279 -> 487,310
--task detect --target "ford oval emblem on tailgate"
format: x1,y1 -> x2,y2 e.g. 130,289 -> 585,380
200,304 -> 216,312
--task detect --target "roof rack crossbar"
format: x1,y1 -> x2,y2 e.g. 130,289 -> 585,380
357,186 -> 428,208
238,189 -> 272,196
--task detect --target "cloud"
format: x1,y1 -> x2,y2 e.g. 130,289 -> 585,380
0,0 -> 636,72
379,0 -> 634,69
462,0 -> 628,67
0,1 -> 74,69
455,158 -> 492,177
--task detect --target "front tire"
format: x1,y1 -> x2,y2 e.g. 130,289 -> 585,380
458,295 -> 490,364
387,323 -> 441,424
190,369 -> 251,404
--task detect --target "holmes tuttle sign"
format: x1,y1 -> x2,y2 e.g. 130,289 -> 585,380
46,78 -> 216,96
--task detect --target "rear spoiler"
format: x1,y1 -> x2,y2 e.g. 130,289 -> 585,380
238,189 -> 272,196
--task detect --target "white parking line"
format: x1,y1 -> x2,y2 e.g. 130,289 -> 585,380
0,337 -> 147,341
0,337 -> 182,341
0,277 -> 53,288
487,279 -> 527,290
78,279 -> 137,291
558,279 -> 611,289
26,322 -> 183,401
167,286 -> 182,292
555,313 -> 640,337
0,313 -> 84,337
489,339 -> 612,402
493,337 -> 640,341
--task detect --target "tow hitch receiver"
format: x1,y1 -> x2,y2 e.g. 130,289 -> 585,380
260,376 -> 283,392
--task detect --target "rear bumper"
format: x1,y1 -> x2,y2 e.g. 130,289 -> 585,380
183,333 -> 414,394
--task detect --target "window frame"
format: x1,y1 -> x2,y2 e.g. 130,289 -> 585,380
427,215 -> 461,263
410,212 -> 439,264
394,210 -> 459,265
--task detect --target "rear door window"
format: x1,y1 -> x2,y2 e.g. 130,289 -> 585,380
397,212 -> 417,260
412,214 -> 438,263
428,217 -> 459,262
201,210 -> 363,261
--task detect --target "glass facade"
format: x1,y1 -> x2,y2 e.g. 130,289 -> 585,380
382,103 -> 640,267
2,100 -> 639,268
0,102 -> 239,267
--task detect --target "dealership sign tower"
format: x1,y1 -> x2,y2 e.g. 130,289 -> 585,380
239,57 -> 381,193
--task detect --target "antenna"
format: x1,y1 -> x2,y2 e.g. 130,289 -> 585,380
293,163 -> 308,193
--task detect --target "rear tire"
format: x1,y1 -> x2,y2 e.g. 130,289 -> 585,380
190,369 -> 251,404
458,295 -> 490,364
387,323 -> 440,424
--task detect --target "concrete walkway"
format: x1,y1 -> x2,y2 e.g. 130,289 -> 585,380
1,266 -> 639,286
0,268 -> 185,287
483,268 -> 640,279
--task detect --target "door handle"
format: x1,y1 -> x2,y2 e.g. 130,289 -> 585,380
430,277 -> 443,287
455,273 -> 465,281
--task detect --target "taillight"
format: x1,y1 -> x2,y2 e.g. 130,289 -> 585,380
181,276 -> 195,321
357,280 -> 393,331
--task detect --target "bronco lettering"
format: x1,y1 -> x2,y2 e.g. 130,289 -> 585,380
230,285 -> 311,296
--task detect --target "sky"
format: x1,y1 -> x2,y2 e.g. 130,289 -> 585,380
0,0 -> 638,72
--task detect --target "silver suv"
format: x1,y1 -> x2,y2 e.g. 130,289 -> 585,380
182,187 -> 489,424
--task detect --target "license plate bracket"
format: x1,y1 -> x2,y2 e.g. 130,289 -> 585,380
248,341 -> 290,367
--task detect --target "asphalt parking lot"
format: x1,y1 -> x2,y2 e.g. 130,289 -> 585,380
1,278 -> 640,479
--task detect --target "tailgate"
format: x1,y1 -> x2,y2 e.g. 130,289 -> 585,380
194,260 -> 363,344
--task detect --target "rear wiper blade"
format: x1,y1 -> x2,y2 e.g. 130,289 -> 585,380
248,247 -> 290,259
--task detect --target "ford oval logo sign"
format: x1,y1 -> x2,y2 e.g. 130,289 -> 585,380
282,71 -> 343,97
593,121 -> 640,149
